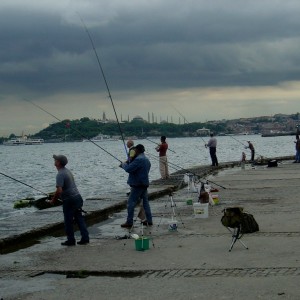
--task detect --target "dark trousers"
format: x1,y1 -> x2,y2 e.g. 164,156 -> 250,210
62,194 -> 89,242
251,150 -> 255,161
209,147 -> 218,166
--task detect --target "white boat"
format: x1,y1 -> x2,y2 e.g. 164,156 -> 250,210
24,138 -> 44,145
3,138 -> 26,146
3,137 -> 44,146
82,134 -> 119,142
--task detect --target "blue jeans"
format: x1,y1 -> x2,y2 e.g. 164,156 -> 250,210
62,194 -> 89,242
127,187 -> 152,225
296,150 -> 300,162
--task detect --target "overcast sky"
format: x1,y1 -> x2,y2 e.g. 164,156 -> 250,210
1,0 -> 300,136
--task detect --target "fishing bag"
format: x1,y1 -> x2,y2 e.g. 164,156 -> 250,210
240,213 -> 259,233
199,191 -> 209,203
221,207 -> 259,234
221,207 -> 243,228
267,160 -> 278,167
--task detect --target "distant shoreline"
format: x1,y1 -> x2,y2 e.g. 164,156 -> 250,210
261,132 -> 296,137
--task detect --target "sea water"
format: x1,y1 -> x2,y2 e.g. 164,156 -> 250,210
0,135 -> 296,219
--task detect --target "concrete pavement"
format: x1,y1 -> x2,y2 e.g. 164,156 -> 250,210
1,159 -> 300,299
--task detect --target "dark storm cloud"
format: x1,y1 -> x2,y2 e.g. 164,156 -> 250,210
1,0 -> 300,98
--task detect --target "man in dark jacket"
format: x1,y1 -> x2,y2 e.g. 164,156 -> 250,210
119,144 -> 153,228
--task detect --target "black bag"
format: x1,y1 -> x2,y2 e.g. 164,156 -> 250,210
240,213 -> 259,233
267,160 -> 278,167
221,207 -> 243,228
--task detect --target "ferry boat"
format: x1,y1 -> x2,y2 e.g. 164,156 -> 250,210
24,138 -> 44,145
3,137 -> 44,146
82,134 -> 119,142
3,138 -> 26,146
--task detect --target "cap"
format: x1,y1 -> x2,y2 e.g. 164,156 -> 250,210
135,144 -> 145,153
53,154 -> 68,166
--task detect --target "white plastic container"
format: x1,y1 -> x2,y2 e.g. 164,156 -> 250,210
193,203 -> 209,218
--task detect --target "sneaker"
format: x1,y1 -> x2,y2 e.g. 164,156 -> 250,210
142,221 -> 153,226
61,240 -> 76,246
121,222 -> 133,228
77,239 -> 89,245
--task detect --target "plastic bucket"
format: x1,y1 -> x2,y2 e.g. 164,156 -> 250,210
135,237 -> 150,251
193,203 -> 209,218
168,220 -> 178,231
211,194 -> 219,205
186,199 -> 193,205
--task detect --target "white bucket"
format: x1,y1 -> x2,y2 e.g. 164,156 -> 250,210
193,203 -> 209,218
168,219 -> 178,231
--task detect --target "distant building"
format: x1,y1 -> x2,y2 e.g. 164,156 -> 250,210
132,115 -> 146,122
196,128 -> 210,136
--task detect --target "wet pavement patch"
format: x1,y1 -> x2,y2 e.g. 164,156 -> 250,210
0,239 -> 41,255
35,270 -> 145,279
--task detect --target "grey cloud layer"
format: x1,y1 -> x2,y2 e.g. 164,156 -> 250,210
1,1 -> 300,98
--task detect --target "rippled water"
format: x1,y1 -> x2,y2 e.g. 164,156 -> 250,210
0,135 -> 296,219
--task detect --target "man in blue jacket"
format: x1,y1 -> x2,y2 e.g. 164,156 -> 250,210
119,144 -> 153,228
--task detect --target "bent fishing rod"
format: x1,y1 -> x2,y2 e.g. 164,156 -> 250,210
23,99 -> 123,163
145,137 -> 176,154
0,172 -> 49,196
172,105 -> 207,145
78,15 -> 128,158
146,152 -> 226,189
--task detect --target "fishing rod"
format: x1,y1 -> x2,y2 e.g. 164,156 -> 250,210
0,172 -> 49,196
226,135 -> 264,158
145,137 -> 176,154
146,152 -> 226,189
78,15 -> 128,158
172,105 -> 207,145
227,135 -> 247,148
23,98 -> 123,163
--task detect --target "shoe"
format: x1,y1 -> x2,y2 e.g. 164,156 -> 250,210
61,240 -> 76,246
142,221 -> 153,226
121,222 -> 133,228
77,239 -> 89,245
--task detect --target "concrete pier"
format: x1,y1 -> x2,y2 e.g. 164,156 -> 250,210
1,158 -> 300,299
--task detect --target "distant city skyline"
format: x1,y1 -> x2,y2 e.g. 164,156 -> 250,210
1,1 -> 300,136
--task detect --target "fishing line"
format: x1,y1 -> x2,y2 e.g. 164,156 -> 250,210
23,98 -> 123,163
145,137 -> 176,154
78,14 -> 128,158
0,172 -> 49,196
146,152 -> 226,189
172,105 -> 207,145
226,135 -> 264,158
227,135 -> 247,147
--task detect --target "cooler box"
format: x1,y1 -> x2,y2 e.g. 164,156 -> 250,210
193,203 -> 208,218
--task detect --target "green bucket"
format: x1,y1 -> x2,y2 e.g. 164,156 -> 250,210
135,237 -> 150,251
186,199 -> 193,205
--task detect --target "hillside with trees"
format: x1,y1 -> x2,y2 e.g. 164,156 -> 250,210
1,113 -> 299,144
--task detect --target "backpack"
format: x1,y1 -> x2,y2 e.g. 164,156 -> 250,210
221,207 -> 259,234
221,207 -> 243,228
240,213 -> 259,233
